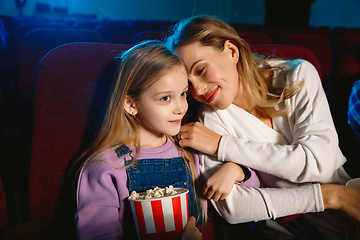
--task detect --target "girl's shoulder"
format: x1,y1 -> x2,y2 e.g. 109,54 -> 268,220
81,148 -> 127,177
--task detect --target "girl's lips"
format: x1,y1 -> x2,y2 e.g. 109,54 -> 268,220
205,87 -> 219,104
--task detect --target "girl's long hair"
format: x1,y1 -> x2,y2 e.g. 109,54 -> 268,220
165,15 -> 303,117
55,40 -> 205,239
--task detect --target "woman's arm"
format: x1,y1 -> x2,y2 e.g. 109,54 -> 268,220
182,61 -> 348,184
209,181 -> 324,224
207,179 -> 360,224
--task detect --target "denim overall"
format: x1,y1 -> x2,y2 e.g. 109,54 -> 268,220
116,146 -> 202,239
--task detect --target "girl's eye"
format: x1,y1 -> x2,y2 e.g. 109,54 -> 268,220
197,67 -> 205,75
161,96 -> 170,101
181,91 -> 187,97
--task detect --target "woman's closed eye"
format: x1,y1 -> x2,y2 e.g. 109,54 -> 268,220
197,67 -> 205,75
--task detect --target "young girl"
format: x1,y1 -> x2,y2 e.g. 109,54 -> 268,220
72,40 -> 207,239
165,15 -> 360,239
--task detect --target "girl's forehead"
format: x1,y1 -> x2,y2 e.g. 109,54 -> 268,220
145,66 -> 188,93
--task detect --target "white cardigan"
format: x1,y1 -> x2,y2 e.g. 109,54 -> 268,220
199,59 -> 351,224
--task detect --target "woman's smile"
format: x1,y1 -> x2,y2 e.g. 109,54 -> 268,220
205,86 -> 219,104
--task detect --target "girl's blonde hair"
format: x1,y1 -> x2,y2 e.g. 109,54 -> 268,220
57,41 -> 205,237
165,15 -> 303,117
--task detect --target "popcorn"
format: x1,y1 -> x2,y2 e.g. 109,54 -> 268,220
128,187 -> 189,240
129,185 -> 179,200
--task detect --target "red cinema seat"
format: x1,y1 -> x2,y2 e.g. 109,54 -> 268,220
29,42 -> 132,239
283,33 -> 332,88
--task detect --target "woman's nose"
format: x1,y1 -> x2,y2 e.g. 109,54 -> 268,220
189,78 -> 207,96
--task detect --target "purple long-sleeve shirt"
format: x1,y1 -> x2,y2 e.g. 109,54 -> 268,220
75,138 -> 259,239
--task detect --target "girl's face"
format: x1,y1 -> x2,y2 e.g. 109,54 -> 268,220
130,66 -> 188,147
175,40 -> 241,110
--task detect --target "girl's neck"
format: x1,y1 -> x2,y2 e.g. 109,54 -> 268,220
128,133 -> 167,149
140,137 -> 167,148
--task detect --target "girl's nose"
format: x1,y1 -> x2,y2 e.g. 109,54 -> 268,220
174,98 -> 188,115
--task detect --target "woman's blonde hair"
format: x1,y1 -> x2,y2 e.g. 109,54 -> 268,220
56,41 -> 205,238
165,15 -> 303,117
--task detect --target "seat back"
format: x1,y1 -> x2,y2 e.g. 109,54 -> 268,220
0,176 -> 7,231
282,33 -> 332,87
10,22 -> 69,62
95,23 -> 143,44
327,45 -> 360,155
299,26 -> 331,40
29,42 -> 132,239
239,32 -> 273,44
260,26 -> 294,44
132,30 -> 166,44
250,44 -> 321,77
15,28 -> 104,166
18,28 -> 104,106
333,33 -> 360,57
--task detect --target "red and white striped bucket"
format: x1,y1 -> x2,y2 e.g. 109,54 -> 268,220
129,188 -> 189,240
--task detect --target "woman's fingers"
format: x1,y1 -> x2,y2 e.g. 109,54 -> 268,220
178,122 -> 221,156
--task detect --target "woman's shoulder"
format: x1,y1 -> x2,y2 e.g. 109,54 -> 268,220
270,59 -> 320,87
270,58 -> 317,74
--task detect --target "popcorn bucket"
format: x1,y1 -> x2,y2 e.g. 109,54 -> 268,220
128,188 -> 189,240
344,178 -> 360,240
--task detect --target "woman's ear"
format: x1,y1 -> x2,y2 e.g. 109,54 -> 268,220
224,40 -> 239,65
124,95 -> 138,116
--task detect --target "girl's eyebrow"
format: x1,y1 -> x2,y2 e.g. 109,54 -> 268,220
153,85 -> 189,96
153,90 -> 173,96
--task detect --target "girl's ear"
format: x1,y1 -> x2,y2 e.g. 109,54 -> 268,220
224,40 -> 239,65
124,95 -> 138,116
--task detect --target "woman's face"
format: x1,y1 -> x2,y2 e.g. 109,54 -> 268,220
175,40 -> 241,110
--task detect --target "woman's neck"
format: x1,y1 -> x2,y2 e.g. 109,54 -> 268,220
233,87 -> 256,114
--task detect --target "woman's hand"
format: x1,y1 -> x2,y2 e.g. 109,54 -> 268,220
178,122 -> 221,156
180,216 -> 202,240
321,184 -> 360,223
203,162 -> 245,201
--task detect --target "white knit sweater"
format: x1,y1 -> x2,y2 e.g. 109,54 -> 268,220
199,59 -> 351,224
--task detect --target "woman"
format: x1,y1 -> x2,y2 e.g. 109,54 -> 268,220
165,15 -> 360,239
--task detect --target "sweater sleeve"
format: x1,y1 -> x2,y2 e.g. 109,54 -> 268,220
76,153 -> 128,240
210,183 -> 324,224
204,60 -> 347,184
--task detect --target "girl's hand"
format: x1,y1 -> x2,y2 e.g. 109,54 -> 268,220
321,184 -> 360,223
178,122 -> 221,156
203,162 -> 245,201
180,216 -> 202,240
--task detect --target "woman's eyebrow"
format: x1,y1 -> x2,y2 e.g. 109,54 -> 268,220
189,60 -> 202,73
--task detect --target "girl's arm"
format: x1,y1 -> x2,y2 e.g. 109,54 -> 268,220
203,162 -> 260,201
76,157 -> 128,240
